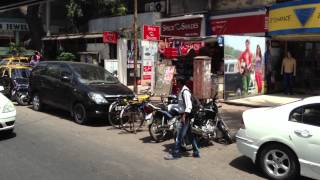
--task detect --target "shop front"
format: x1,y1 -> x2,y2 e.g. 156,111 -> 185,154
269,0 -> 320,95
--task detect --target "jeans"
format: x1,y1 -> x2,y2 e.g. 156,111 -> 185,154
173,120 -> 199,156
242,73 -> 251,95
283,73 -> 293,94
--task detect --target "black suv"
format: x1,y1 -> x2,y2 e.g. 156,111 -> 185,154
29,61 -> 134,124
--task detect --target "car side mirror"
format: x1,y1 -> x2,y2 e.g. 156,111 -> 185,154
0,86 -> 4,91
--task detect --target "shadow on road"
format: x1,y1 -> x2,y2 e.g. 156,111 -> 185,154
27,106 -> 109,127
139,136 -> 154,143
0,132 -> 17,141
230,156 -> 314,180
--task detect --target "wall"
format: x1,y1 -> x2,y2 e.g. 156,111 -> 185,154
170,0 -> 209,16
86,43 -> 110,60
212,0 -> 275,11
88,12 -> 161,33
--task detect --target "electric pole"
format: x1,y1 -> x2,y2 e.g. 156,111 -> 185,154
133,0 -> 138,94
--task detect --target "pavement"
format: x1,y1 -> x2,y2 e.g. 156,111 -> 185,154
0,105 -> 313,180
224,93 -> 309,107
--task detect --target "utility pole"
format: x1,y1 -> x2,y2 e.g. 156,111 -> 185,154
133,0 -> 138,94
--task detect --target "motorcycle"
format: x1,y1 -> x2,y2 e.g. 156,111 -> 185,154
189,99 -> 233,145
148,95 -> 182,142
149,93 -> 233,145
11,78 -> 30,106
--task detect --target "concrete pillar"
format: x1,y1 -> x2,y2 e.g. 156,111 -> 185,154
46,1 -> 51,36
15,31 -> 19,45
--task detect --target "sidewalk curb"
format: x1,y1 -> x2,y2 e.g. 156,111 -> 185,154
222,101 -> 271,108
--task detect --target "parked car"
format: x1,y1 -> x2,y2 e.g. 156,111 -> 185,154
0,86 -> 16,134
29,61 -> 134,124
0,64 -> 32,105
236,97 -> 320,180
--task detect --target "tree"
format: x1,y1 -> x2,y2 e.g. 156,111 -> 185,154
19,4 -> 45,51
66,0 -> 127,32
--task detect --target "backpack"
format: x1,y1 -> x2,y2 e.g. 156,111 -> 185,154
182,89 -> 201,114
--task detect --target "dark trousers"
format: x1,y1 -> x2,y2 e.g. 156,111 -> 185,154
283,73 -> 294,94
174,119 -> 199,156
266,72 -> 272,93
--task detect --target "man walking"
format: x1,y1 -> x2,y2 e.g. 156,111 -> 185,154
281,51 -> 296,95
238,39 -> 253,95
164,78 -> 200,160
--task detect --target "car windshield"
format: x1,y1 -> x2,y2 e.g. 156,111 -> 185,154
12,68 -> 31,79
71,64 -> 119,84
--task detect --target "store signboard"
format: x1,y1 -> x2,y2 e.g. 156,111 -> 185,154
143,25 -> 161,41
269,1 -> 320,36
0,22 -> 29,32
223,35 -> 266,100
210,11 -> 267,35
161,18 -> 202,37
103,31 -> 118,44
141,40 -> 158,89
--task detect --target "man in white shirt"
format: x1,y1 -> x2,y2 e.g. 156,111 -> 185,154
165,77 -> 200,160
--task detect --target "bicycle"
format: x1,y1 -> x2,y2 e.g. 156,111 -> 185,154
119,94 -> 152,133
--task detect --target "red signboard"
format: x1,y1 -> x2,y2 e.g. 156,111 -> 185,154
103,31 -> 118,44
161,18 -> 202,37
210,13 -> 267,35
143,66 -> 152,72
143,25 -> 160,41
143,75 -> 152,80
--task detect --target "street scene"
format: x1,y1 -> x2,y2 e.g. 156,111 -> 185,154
1,0 -> 320,180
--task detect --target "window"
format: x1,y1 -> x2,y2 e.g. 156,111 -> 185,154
229,64 -> 235,73
45,64 -> 60,79
290,104 -> 320,127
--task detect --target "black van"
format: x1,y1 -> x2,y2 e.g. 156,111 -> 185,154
29,61 -> 134,124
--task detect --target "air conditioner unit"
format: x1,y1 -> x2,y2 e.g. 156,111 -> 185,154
144,2 -> 155,12
145,1 -> 166,13
155,1 -> 166,13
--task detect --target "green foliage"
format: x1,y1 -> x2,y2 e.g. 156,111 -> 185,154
224,46 -> 241,59
65,0 -> 127,32
57,52 -> 76,61
8,42 -> 26,55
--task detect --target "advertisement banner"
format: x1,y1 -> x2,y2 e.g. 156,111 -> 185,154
210,12 -> 267,35
103,31 -> 118,44
269,1 -> 320,36
143,25 -> 161,41
158,37 -> 204,59
141,40 -> 158,88
224,35 -> 266,100
161,18 -> 202,37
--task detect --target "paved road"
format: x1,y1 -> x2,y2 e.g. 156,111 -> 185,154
0,105 -> 312,180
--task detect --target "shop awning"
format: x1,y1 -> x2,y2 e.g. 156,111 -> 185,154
42,33 -> 103,41
269,1 -> 320,38
0,0 -> 49,12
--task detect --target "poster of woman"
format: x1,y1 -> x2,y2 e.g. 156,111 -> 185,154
223,35 -> 266,99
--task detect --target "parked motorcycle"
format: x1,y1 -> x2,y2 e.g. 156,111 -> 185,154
149,94 -> 233,145
148,95 -> 181,142
11,78 -> 30,106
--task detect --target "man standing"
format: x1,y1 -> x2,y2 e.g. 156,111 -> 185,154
238,39 -> 253,95
164,78 -> 200,160
281,51 -> 296,95
265,41 -> 272,93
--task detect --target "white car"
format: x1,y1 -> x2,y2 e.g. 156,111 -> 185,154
0,86 -> 16,134
236,96 -> 320,180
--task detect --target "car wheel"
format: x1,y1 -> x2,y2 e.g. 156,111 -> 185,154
73,103 -> 88,125
259,144 -> 299,180
32,93 -> 43,111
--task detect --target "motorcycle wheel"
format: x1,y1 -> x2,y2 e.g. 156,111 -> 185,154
15,93 -> 29,106
148,116 -> 168,142
218,120 -> 233,144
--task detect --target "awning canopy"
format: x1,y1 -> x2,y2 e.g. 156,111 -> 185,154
42,33 -> 103,41
0,0 -> 49,12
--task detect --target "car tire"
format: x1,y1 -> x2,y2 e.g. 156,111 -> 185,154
32,93 -> 44,111
259,144 -> 299,180
73,103 -> 88,125
4,129 -> 14,135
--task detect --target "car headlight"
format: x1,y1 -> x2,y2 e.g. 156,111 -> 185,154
88,92 -> 108,104
2,102 -> 15,113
